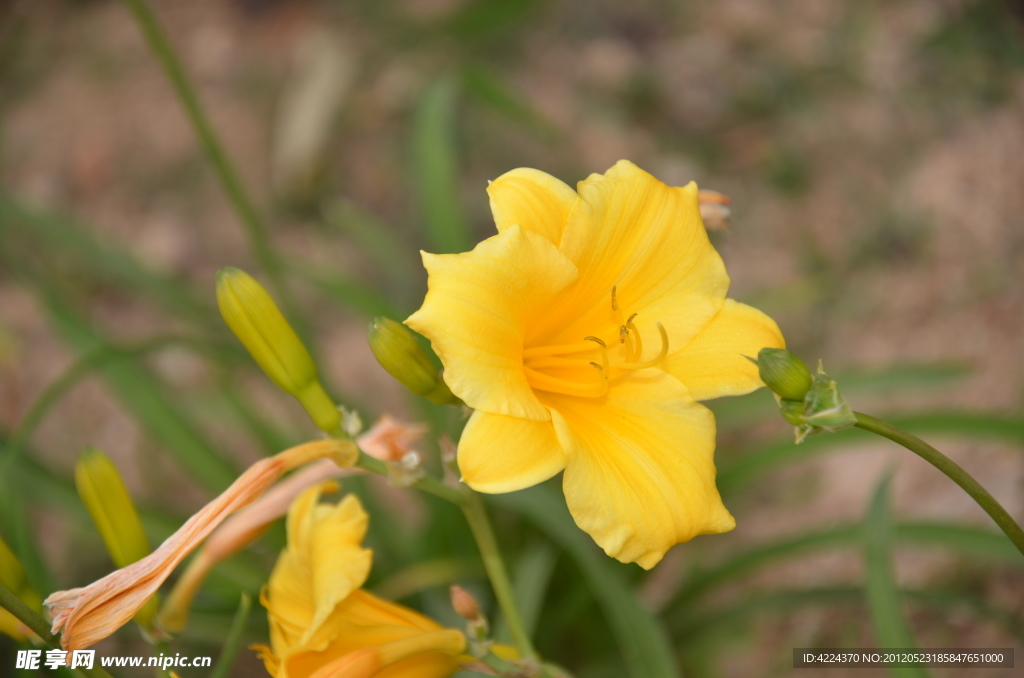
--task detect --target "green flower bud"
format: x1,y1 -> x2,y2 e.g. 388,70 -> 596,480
368,317 -> 458,405
756,348 -> 813,401
75,447 -> 159,630
217,267 -> 340,431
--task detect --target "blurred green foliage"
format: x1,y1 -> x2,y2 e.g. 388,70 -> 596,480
1,0 -> 1023,676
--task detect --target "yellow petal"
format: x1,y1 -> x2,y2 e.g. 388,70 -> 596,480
307,496 -> 373,644
458,410 -> 567,493
487,168 -> 577,245
546,371 -> 735,569
663,298 -> 786,401
406,225 -> 578,421
533,160 -> 728,354
268,487 -> 373,649
280,590 -> 457,678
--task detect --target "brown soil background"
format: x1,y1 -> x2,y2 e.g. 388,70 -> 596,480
1,0 -> 1023,676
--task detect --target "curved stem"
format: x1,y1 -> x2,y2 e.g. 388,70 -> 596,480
0,583 -> 115,678
854,411 -> 1024,559
460,489 -> 537,660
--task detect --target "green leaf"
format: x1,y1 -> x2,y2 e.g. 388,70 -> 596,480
414,73 -> 470,255
321,199 -> 418,294
898,522 -> 1022,561
864,474 -> 930,678
371,559 -> 483,602
44,296 -> 238,493
718,412 -> 1024,496
209,592 -> 252,678
288,257 -> 404,320
667,521 -> 1021,620
0,196 -> 212,322
462,65 -> 562,141
495,541 -> 558,643
492,486 -> 680,678
0,476 -> 54,594
673,586 -> 1024,643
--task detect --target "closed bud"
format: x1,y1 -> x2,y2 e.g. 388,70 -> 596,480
755,348 -> 813,401
217,267 -> 340,431
75,448 -> 160,630
450,585 -> 482,622
368,317 -> 458,405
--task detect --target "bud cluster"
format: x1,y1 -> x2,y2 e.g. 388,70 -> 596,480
752,348 -> 856,443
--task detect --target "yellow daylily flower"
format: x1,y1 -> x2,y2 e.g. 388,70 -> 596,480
406,160 -> 785,569
257,485 -> 467,678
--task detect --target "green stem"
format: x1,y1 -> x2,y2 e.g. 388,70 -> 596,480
460,489 -> 537,660
154,641 -> 172,678
336,439 -> 535,659
208,593 -> 251,678
354,451 -> 465,505
0,583 -> 115,678
118,0 -> 304,334
854,411 -> 1024,559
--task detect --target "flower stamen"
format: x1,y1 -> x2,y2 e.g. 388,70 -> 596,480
522,294 -> 668,398
613,322 -> 669,370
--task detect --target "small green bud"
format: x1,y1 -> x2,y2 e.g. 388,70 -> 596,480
778,398 -> 806,426
75,447 -> 160,630
756,348 -> 813,400
217,267 -> 340,431
368,317 -> 458,405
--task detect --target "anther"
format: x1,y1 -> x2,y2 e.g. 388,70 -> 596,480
584,336 -> 606,347
611,286 -> 618,312
626,314 -> 641,361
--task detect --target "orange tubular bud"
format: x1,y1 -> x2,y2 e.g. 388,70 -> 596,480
45,439 -> 358,650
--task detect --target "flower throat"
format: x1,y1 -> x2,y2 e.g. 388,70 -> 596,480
522,286 -> 668,398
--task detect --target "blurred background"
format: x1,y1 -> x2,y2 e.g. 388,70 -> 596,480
1,0 -> 1023,676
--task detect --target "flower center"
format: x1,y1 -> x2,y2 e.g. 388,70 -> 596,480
522,287 -> 668,398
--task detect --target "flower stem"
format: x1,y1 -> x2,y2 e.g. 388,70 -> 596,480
154,640 -> 172,678
854,411 -> 1024,558
0,583 -> 115,678
354,451 -> 466,505
118,0 -> 301,331
460,489 -> 537,660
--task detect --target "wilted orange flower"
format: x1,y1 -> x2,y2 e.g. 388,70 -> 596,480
45,439 -> 358,650
158,458 -> 358,633
407,161 -> 784,568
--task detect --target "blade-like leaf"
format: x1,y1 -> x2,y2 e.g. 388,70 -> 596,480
495,541 -> 558,643
492,485 -> 680,678
864,474 -> 930,678
208,592 -> 252,678
414,73 -> 470,255
44,297 -> 238,493
718,412 -> 1024,496
0,196 -> 212,322
668,521 -> 1021,618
